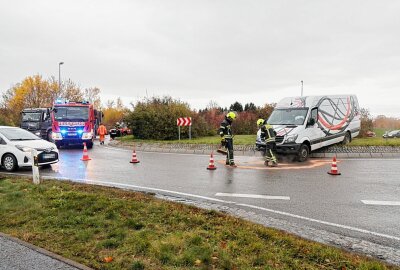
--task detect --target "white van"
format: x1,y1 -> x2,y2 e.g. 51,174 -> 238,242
256,95 -> 361,161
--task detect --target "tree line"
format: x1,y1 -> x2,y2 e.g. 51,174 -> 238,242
1,74 -> 392,139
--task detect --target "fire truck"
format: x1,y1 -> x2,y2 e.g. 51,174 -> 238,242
51,99 -> 102,149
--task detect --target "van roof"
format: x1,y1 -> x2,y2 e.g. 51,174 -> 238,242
276,95 -> 358,109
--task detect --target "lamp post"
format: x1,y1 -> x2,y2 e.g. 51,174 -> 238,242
301,80 -> 303,97
58,62 -> 64,91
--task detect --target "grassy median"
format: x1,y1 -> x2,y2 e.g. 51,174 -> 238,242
0,177 -> 398,270
118,134 -> 400,147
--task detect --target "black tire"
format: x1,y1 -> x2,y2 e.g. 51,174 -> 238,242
2,153 -> 18,172
297,144 -> 310,162
342,132 -> 351,145
87,141 -> 93,149
55,142 -> 63,149
47,130 -> 53,142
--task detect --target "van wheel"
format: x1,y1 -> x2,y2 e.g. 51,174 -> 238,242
2,154 -> 18,172
342,132 -> 351,145
297,144 -> 309,162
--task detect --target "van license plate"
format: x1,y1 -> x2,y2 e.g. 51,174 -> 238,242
68,133 -> 77,136
43,153 -> 56,159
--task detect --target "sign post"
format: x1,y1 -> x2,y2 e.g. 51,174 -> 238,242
177,117 -> 192,140
30,149 -> 40,184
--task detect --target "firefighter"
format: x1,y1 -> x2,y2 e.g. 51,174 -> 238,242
97,123 -> 107,145
257,118 -> 278,167
219,112 -> 237,167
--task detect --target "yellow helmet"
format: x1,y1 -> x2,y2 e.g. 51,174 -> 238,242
257,118 -> 264,127
226,112 -> 236,120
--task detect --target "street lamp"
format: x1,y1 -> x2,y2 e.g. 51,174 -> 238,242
58,62 -> 64,91
301,80 -> 304,97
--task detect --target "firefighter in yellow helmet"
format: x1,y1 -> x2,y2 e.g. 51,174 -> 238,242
257,118 -> 278,167
219,112 -> 237,167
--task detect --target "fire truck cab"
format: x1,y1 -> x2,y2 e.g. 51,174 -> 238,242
51,99 -> 100,149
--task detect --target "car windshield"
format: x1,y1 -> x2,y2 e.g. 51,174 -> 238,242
0,128 -> 41,141
21,112 -> 41,122
268,108 -> 309,125
54,106 -> 89,121
389,130 -> 400,135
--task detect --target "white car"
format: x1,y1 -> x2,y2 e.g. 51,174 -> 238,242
0,126 -> 59,172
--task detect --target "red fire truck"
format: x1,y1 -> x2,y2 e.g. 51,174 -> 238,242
51,99 -> 101,149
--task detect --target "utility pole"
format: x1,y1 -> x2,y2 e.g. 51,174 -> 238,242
59,62 -> 64,91
301,80 -> 303,97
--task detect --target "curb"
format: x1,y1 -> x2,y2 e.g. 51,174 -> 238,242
0,232 -> 93,270
110,141 -> 400,158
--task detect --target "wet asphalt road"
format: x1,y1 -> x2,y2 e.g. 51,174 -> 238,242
3,140 -> 400,250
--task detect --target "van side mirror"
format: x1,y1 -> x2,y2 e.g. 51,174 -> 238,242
308,118 -> 316,126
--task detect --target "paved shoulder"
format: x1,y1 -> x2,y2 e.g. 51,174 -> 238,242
0,233 -> 91,270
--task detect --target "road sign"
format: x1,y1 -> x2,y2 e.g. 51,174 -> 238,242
177,117 -> 192,126
177,117 -> 192,140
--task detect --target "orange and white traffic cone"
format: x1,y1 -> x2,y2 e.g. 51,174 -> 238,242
207,152 -> 217,170
130,149 -> 140,164
81,142 -> 91,161
327,156 -> 341,175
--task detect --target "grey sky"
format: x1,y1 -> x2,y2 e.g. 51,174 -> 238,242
1,0 -> 399,116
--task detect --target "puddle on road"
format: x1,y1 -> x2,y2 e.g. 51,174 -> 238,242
216,158 -> 334,170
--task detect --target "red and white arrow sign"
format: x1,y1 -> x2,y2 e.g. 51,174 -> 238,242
177,117 -> 192,126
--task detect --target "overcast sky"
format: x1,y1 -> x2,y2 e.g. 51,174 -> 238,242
1,0 -> 399,116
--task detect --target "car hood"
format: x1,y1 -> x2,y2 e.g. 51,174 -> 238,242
9,139 -> 57,151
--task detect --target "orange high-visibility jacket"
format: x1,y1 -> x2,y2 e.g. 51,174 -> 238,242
97,125 -> 107,136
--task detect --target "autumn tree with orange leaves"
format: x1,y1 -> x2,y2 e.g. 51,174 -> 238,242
1,74 -> 101,125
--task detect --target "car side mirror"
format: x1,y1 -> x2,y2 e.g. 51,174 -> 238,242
307,118 -> 316,126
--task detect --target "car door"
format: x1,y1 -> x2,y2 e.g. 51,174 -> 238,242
0,135 -> 7,160
306,107 -> 325,151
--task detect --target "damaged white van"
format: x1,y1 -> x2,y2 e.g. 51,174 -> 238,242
256,95 -> 361,161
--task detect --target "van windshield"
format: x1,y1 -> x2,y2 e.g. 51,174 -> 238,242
268,108 -> 309,125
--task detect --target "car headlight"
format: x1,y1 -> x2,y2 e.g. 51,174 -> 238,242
35,132 -> 41,136
15,145 -> 32,152
82,132 -> 93,140
52,132 -> 63,140
285,134 -> 298,143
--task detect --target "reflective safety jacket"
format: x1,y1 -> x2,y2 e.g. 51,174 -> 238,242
97,125 -> 107,136
219,117 -> 233,139
260,123 -> 276,143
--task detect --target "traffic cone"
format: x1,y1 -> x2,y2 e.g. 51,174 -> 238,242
327,156 -> 341,175
130,149 -> 140,163
81,142 -> 91,161
207,152 -> 217,170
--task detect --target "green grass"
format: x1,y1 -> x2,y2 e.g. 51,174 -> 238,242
349,137 -> 400,146
0,177 -> 398,270
118,135 -> 256,145
119,134 -> 400,147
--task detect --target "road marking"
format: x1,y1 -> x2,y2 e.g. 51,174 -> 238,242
361,200 -> 400,206
236,203 -> 400,242
2,172 -> 400,242
215,193 -> 290,200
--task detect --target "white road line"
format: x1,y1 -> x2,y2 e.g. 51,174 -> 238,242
237,203 -> 400,242
2,172 -> 400,242
215,193 -> 290,200
361,200 -> 400,206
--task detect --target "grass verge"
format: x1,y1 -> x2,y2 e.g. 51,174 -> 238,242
1,177 -> 398,270
118,134 -> 400,147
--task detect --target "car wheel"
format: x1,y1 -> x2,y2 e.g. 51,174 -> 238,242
47,130 -> 53,142
297,144 -> 309,162
342,132 -> 351,145
2,154 -> 18,172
